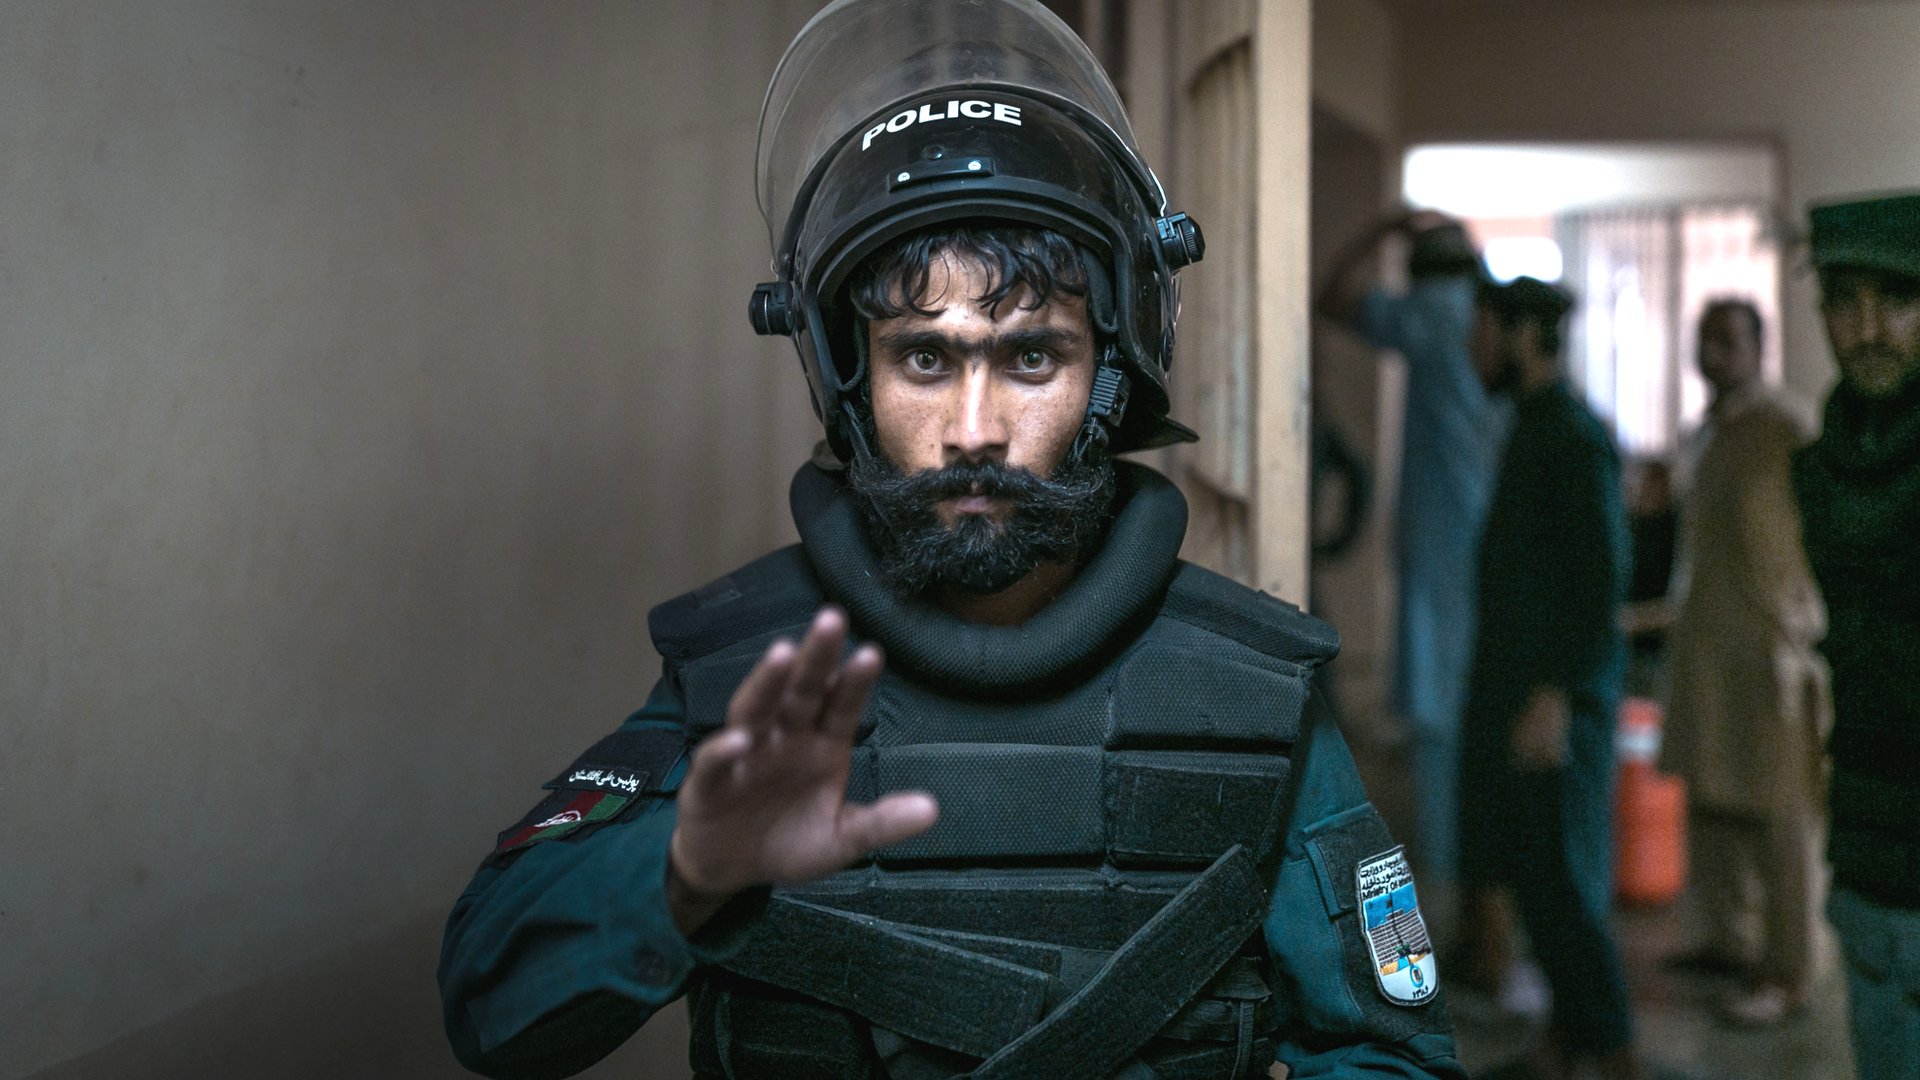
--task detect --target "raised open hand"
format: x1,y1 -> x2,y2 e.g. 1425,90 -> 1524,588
667,607 -> 938,917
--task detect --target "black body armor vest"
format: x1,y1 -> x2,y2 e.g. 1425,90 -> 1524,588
648,464 -> 1340,1078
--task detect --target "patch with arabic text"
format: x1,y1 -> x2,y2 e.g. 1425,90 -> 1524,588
1356,845 -> 1438,1006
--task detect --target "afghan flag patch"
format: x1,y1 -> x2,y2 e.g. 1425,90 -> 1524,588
493,788 -> 630,856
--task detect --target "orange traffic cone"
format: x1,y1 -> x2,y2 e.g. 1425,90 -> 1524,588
1614,697 -> 1688,907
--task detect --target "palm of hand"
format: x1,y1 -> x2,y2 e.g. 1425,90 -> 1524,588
669,607 -> 938,898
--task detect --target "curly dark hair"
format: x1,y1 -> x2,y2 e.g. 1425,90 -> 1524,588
846,224 -> 1092,321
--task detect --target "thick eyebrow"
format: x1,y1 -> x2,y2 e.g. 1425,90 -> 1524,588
871,325 -> 1087,358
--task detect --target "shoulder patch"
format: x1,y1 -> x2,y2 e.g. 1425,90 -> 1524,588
485,726 -> 687,867
1357,846 -> 1438,1006
493,789 -> 632,857
541,728 -> 686,795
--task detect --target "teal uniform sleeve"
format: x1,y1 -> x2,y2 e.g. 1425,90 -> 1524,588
437,674 -> 763,1080
1266,695 -> 1467,1079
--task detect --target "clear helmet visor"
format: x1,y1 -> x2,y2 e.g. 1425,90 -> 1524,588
755,0 -> 1159,261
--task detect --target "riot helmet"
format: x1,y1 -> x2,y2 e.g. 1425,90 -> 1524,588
749,0 -> 1204,461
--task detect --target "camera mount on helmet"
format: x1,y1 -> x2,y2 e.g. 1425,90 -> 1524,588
749,0 -> 1203,461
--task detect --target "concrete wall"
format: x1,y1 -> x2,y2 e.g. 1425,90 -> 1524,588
1311,0 -> 1397,143
2,2 -> 823,1076
1394,0 -> 1920,398
1306,0 -> 1401,727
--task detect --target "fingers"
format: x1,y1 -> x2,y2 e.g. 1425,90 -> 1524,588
775,608 -> 849,729
726,638 -> 796,737
722,607 -> 846,730
821,643 -> 883,736
683,727 -> 751,796
837,792 -> 939,859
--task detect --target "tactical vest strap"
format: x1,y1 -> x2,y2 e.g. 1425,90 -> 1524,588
720,846 -> 1267,1077
786,867 -> 1187,951
723,897 -> 1053,1059
837,743 -> 1296,868
966,844 -> 1266,1079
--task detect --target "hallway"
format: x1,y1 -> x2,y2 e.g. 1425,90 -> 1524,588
1347,723 -> 1856,1080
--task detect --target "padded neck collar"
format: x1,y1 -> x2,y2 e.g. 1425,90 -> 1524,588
790,460 -> 1188,697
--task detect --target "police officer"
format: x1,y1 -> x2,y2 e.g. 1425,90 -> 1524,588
438,3 -> 1463,1077
1792,191 -> 1920,1080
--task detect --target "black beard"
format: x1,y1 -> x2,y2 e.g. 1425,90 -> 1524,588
846,451 -> 1119,597
1486,351 -> 1524,397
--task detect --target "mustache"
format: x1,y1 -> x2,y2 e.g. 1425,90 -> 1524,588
869,458 -> 1104,505
845,452 -> 1118,595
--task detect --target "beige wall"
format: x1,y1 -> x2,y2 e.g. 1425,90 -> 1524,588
1311,0 -> 1397,142
1305,0 -> 1400,722
3,2 -> 823,1076
1394,0 -> 1920,399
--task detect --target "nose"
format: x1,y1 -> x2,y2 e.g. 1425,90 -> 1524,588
946,362 -> 1009,463
1856,288 -> 1887,344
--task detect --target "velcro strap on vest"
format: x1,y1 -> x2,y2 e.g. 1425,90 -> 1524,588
965,844 -> 1266,1079
1108,752 -> 1292,867
722,850 -> 1270,1069
785,867 -> 1186,951
721,897 -> 1054,1059
845,744 -> 1292,868
867,744 -> 1107,862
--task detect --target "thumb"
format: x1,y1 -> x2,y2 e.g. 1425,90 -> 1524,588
836,792 -> 939,860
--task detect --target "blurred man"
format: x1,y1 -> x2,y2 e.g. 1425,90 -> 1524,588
1457,278 -> 1641,1080
1792,192 -> 1920,1080
1319,211 -> 1498,881
1660,299 -> 1829,1026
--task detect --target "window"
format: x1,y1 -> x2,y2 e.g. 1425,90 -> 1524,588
1404,142 -> 1781,456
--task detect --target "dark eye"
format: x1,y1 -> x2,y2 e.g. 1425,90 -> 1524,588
905,349 -> 943,374
1885,276 -> 1920,306
1014,349 -> 1050,372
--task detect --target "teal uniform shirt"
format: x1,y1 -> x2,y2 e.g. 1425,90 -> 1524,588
439,673 -> 1465,1079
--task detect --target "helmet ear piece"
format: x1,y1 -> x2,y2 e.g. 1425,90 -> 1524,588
1078,248 -> 1121,339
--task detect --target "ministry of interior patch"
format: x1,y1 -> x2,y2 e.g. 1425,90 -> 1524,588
1356,845 -> 1438,1006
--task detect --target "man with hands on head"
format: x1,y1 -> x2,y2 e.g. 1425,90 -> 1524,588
1317,207 -> 1498,884
440,3 -> 1463,1077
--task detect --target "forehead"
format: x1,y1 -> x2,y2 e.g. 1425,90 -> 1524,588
1821,266 -> 1920,297
1699,307 -> 1752,335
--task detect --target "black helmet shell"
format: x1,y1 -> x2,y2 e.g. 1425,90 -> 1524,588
751,0 -> 1201,459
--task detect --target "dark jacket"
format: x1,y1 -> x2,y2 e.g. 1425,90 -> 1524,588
1794,376 -> 1920,907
